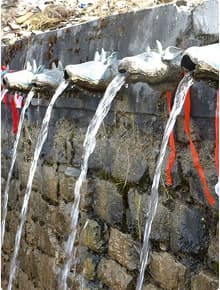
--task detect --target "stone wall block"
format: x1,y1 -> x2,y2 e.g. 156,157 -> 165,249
97,258 -> 134,290
29,191 -> 49,224
48,204 -> 72,236
19,247 -> 39,281
41,165 -> 59,204
16,269 -> 35,290
59,174 -> 75,202
2,210 -> 20,254
52,120 -> 75,164
108,227 -> 139,270
19,161 -> 43,192
24,217 -> 37,246
79,179 -> 95,212
191,270 -> 218,290
193,0 -> 219,36
108,126 -> 150,184
35,224 -> 60,256
35,252 -> 58,290
127,189 -> 170,243
170,202 -> 209,254
82,253 -> 97,281
94,179 -> 123,226
81,219 -> 106,253
149,251 -> 188,290
208,223 -> 219,271
143,284 -> 162,290
7,179 -> 20,209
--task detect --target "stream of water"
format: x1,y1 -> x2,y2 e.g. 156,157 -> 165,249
136,73 -> 194,290
7,81 -> 69,290
1,88 -> 8,102
1,90 -> 35,249
59,74 -> 126,290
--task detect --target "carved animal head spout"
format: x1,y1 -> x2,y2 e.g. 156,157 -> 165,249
118,41 -> 183,86
3,60 -> 44,91
31,61 -> 64,90
181,43 -> 219,86
64,49 -> 119,90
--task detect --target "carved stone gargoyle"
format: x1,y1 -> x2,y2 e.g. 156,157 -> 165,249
118,41 -> 183,87
31,61 -> 64,90
181,43 -> 219,87
64,49 -> 119,90
3,60 -> 44,91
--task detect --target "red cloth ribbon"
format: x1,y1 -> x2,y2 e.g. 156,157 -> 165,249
184,89 -> 215,206
215,91 -> 219,176
166,91 -> 176,185
10,95 -> 20,135
2,89 -> 8,107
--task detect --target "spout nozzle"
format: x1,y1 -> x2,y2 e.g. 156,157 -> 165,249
64,70 -> 69,80
118,68 -> 127,73
181,55 -> 196,72
2,77 -> 7,86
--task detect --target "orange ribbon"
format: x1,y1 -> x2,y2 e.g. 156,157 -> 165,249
10,95 -> 20,135
184,89 -> 215,206
215,91 -> 219,176
3,89 -> 8,107
166,91 -> 176,185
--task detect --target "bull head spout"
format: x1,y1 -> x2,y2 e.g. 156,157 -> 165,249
3,60 -> 44,91
181,43 -> 219,87
64,49 -> 119,90
118,41 -> 183,86
31,61 -> 64,90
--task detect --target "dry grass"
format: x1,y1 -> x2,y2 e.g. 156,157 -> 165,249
21,0 -> 175,31
2,0 -> 190,42
23,4 -> 75,30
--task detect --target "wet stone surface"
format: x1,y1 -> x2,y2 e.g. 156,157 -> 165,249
81,218 -> 106,253
191,270 -> 219,290
93,179 -> 123,226
97,258 -> 134,290
149,251 -> 189,290
170,202 -> 210,255
108,227 -> 139,270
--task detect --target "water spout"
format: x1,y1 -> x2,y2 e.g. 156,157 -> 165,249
181,43 -> 219,85
59,74 -> 126,290
1,89 -> 35,249
136,73 -> 194,290
7,80 -> 69,290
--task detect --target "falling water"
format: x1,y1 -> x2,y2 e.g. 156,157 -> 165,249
1,90 -> 35,249
136,73 -> 194,290
59,74 -> 126,290
7,80 -> 69,290
1,88 -> 8,102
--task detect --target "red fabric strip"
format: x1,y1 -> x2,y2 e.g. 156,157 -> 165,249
3,90 -> 8,107
215,91 -> 219,176
10,96 -> 19,135
166,91 -> 176,185
184,89 -> 215,206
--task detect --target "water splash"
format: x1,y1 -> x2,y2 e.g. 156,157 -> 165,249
59,74 -> 126,290
136,73 -> 194,290
7,80 -> 69,290
1,90 -> 35,249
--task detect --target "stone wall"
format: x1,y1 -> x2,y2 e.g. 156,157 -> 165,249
1,1 -> 219,290
1,81 -> 219,289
